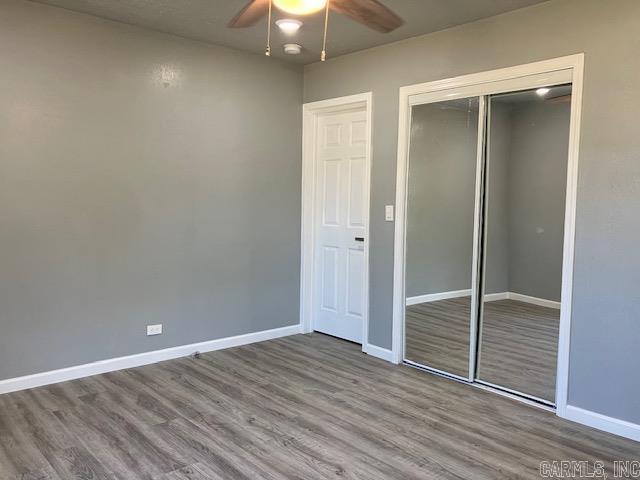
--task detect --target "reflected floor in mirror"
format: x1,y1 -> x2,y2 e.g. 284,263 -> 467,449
478,299 -> 559,402
406,297 -> 559,402
405,297 -> 471,378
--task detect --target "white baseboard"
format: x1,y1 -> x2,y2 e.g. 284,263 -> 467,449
364,343 -> 395,363
0,324 -> 303,395
509,292 -> 561,309
483,292 -> 510,302
484,291 -> 561,309
406,289 -> 471,306
563,405 -> 640,443
405,290 -> 559,309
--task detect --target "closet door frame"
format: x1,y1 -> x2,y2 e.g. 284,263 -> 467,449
392,54 -> 584,416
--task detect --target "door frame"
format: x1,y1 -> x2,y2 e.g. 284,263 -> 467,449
391,54 -> 584,417
300,92 -> 373,350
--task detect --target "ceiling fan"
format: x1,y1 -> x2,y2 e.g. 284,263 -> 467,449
228,0 -> 404,61
228,0 -> 404,33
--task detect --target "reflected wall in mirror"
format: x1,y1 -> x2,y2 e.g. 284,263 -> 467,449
404,97 -> 480,378
477,84 -> 571,403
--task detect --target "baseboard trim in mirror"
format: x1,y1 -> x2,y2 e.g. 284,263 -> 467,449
483,291 -> 560,309
406,289 -> 471,306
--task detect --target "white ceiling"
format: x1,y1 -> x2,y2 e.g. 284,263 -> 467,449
30,0 -> 550,64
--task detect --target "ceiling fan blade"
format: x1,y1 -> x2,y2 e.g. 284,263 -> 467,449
330,0 -> 404,33
228,0 -> 270,28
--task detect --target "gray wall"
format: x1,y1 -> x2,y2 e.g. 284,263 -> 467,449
485,100 -> 569,302
405,101 -> 478,297
505,101 -> 569,301
407,98 -> 568,302
304,0 -> 640,423
407,97 -> 568,302
0,0 -> 303,380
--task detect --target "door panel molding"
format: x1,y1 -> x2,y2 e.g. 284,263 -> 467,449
301,92 -> 372,349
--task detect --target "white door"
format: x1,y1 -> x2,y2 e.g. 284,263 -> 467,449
313,109 -> 368,343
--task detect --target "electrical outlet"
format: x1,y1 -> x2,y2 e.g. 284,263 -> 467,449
147,324 -> 162,336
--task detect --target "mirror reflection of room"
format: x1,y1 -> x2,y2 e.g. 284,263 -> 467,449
404,97 -> 480,378
477,85 -> 571,403
403,84 -> 572,403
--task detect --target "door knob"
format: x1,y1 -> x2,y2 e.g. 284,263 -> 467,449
355,237 -> 365,242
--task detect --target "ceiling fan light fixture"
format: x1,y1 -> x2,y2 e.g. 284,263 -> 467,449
276,18 -> 303,34
273,0 -> 327,15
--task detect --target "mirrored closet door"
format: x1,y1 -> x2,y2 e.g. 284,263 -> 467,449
477,85 -> 571,404
402,71 -> 574,406
404,97 -> 482,380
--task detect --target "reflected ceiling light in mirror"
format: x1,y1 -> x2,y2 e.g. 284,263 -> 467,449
283,43 -> 302,55
276,19 -> 303,34
273,0 -> 327,15
536,87 -> 551,96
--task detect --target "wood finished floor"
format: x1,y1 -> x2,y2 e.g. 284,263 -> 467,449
478,299 -> 559,402
405,297 -> 471,378
0,333 -> 637,480
406,298 -> 559,401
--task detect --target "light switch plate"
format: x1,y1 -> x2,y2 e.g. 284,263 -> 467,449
385,205 -> 394,222
147,324 -> 163,336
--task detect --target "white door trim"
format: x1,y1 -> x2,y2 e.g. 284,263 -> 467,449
392,54 -> 584,416
300,92 -> 373,351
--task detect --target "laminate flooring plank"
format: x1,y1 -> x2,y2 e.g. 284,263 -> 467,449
0,333 -> 637,480
216,345 -> 520,479
0,395 -> 58,480
478,299 -> 559,401
154,360 -> 397,480
204,349 -> 540,478
152,463 -> 225,480
405,297 -> 472,378
406,298 -> 559,401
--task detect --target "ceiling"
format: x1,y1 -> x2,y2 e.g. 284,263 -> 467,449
31,0 -> 549,64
